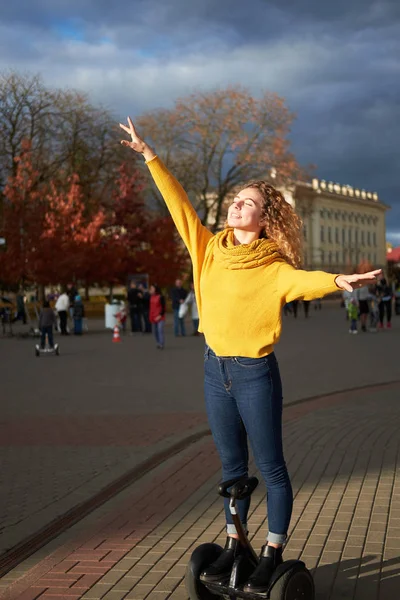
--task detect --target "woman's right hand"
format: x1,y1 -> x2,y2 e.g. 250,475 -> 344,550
119,117 -> 155,161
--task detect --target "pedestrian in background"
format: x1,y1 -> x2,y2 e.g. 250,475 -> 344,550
348,298 -> 358,334
73,295 -> 85,335
355,284 -> 370,332
170,278 -> 187,336
55,288 -> 69,335
184,282 -> 200,335
14,289 -> 27,324
149,284 -> 166,349
139,283 -> 152,333
39,300 -> 56,349
303,300 -> 310,318
127,280 -> 143,333
377,278 -> 393,329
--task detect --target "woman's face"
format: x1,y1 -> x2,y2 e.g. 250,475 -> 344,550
227,187 -> 264,232
149,285 -> 156,294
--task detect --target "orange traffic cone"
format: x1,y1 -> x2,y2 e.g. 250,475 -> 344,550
112,325 -> 121,343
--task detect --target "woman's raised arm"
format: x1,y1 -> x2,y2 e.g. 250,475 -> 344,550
119,117 -> 213,259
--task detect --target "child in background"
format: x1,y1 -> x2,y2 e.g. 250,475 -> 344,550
39,300 -> 56,349
348,298 -> 359,334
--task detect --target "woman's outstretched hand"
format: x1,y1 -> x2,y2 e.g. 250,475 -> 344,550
119,117 -> 155,161
335,269 -> 382,292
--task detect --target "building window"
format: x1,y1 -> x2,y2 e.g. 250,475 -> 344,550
303,224 -> 307,241
355,229 -> 358,244
342,228 -> 345,244
321,249 -> 325,263
320,226 -> 325,242
348,228 -> 352,243
335,227 -> 339,243
361,231 -> 365,245
367,231 -> 371,246
328,227 -> 332,243
373,232 -> 376,246
336,251 -> 340,264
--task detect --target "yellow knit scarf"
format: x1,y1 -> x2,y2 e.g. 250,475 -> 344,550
213,228 -> 283,270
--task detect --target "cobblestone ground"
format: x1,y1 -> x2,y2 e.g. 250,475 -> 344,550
1,382 -> 399,600
0,304 -> 399,598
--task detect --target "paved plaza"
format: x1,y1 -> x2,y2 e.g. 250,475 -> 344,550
0,302 -> 399,599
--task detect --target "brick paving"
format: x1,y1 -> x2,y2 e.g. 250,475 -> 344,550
1,382 -> 400,600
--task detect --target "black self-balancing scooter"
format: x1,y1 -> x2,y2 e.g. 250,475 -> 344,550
186,476 -> 315,599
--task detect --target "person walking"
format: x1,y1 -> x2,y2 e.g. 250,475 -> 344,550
149,284 -> 166,349
139,283 -> 152,333
170,279 -> 187,336
55,289 -> 69,335
184,282 -> 200,335
355,284 -> 370,332
14,289 -> 27,324
73,295 -> 85,335
120,117 -> 381,593
127,281 -> 143,333
38,300 -> 56,349
377,277 -> 393,329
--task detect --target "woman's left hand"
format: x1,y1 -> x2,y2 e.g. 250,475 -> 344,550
335,269 -> 382,292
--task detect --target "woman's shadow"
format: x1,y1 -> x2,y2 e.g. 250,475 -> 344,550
312,553 -> 400,599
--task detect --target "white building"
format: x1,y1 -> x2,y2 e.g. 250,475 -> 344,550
291,179 -> 388,272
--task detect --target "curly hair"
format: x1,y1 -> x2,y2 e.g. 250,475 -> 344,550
239,181 -> 303,268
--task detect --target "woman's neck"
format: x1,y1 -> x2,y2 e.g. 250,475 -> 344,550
233,228 -> 261,246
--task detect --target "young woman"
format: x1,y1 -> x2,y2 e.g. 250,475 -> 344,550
149,284 -> 166,349
120,117 -> 381,593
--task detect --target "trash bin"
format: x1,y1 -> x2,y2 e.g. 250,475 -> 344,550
105,301 -> 123,329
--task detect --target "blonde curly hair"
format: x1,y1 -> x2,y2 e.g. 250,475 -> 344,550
235,181 -> 303,268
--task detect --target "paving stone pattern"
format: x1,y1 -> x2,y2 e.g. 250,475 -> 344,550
2,384 -> 400,600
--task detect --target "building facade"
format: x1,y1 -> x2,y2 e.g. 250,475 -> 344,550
286,179 -> 389,272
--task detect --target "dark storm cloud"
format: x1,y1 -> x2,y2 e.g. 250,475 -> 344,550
0,0 -> 399,235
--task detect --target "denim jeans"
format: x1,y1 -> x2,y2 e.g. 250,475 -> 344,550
40,326 -> 54,348
204,345 -> 292,544
153,320 -> 165,347
173,308 -> 186,336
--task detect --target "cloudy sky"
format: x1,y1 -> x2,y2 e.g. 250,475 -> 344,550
1,0 -> 399,242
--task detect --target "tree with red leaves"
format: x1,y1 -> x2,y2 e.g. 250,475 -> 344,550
98,164 -> 187,288
1,141 -> 45,286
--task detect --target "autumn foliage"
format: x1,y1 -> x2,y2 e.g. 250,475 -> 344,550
138,86 -> 303,231
0,143 -> 187,288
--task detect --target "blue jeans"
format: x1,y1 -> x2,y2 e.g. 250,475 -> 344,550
40,326 -> 54,348
204,345 -> 292,544
153,320 -> 165,347
173,308 -> 186,336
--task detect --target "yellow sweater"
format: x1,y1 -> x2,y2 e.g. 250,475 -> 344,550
147,156 -> 340,358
